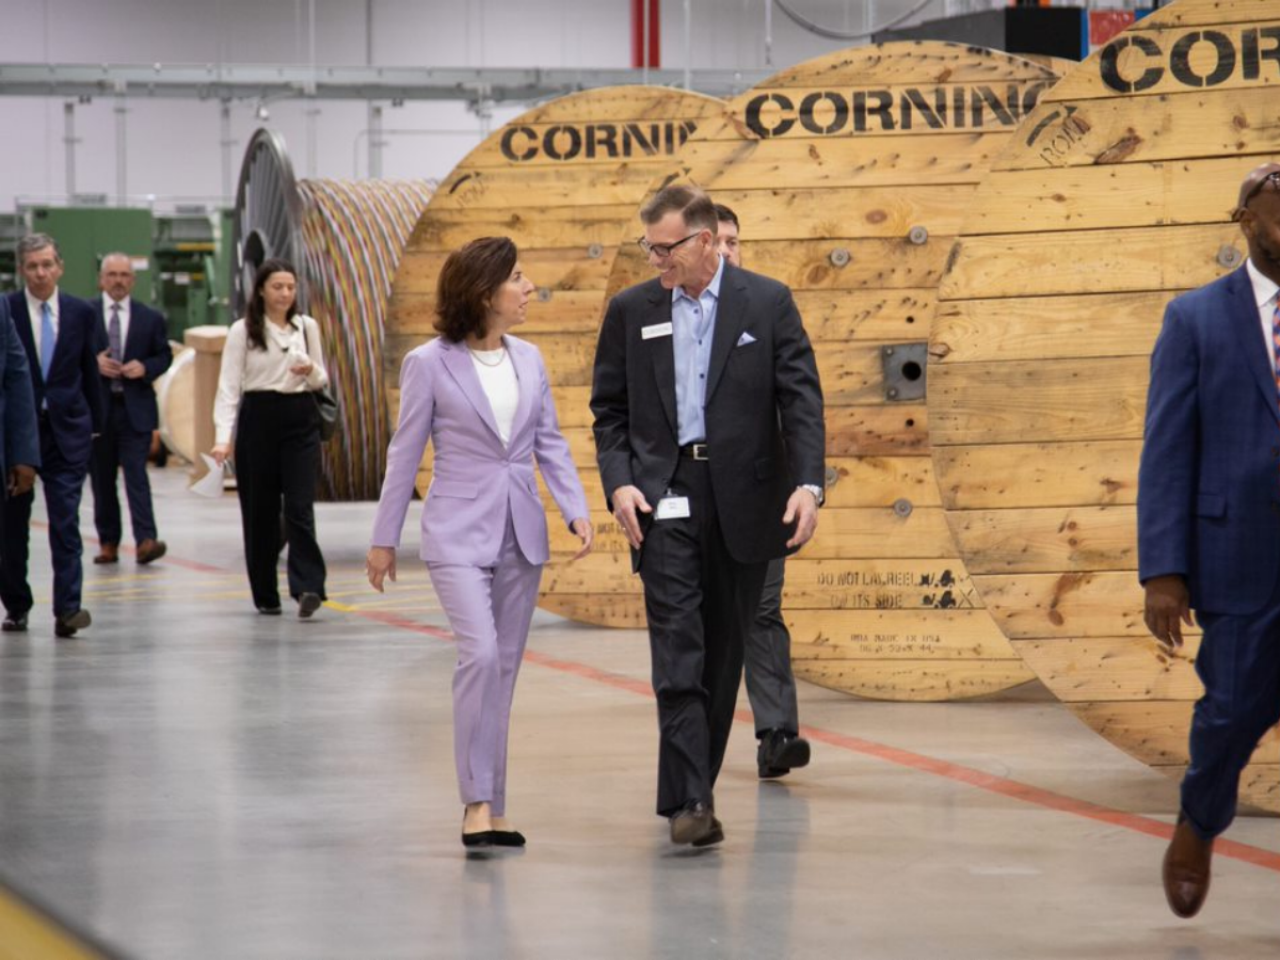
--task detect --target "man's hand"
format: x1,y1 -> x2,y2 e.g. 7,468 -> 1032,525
121,360 -> 146,379
1143,574 -> 1192,649
366,546 -> 397,593
98,350 -> 122,378
211,443 -> 232,468
7,464 -> 35,497
783,487 -> 819,549
569,518 -> 594,561
611,485 -> 652,549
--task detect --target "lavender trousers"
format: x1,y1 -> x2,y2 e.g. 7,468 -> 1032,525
427,518 -> 543,816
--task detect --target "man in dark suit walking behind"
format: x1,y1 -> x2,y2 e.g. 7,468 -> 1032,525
0,297 -> 41,522
592,185 -> 825,846
1140,161 -> 1280,918
2,234 -> 105,638
91,252 -> 171,566
715,202 -> 813,781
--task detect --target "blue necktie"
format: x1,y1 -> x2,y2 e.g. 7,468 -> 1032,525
39,301 -> 54,381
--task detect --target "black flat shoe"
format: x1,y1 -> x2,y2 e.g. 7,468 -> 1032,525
298,593 -> 322,619
2,614 -> 28,633
257,605 -> 283,616
491,830 -> 526,847
461,830 -> 498,848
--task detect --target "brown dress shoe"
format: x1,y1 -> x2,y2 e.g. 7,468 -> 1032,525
93,544 -> 119,565
669,801 -> 715,845
136,539 -> 167,565
1163,816 -> 1213,918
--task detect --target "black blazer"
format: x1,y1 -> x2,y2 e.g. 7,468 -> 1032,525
591,261 -> 825,565
93,298 -> 172,433
7,291 -> 105,467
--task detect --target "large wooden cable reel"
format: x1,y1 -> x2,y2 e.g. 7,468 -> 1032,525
232,129 -> 434,500
574,42 -> 1062,701
930,0 -> 1280,809
383,86 -> 727,623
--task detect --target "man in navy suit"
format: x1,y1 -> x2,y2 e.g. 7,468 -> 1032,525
2,234 -> 105,638
0,298 -> 40,507
90,253 -> 171,566
1139,161 -> 1280,919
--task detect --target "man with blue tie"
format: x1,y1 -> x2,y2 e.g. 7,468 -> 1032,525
2,234 -> 105,638
90,253 -> 171,566
1139,161 -> 1280,918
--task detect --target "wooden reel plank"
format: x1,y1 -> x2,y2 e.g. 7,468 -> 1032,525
568,42 -> 1062,701
930,0 -> 1280,808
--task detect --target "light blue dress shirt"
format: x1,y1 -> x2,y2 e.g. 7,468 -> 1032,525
671,255 -> 725,445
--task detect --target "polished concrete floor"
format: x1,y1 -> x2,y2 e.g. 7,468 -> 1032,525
0,466 -> 1277,960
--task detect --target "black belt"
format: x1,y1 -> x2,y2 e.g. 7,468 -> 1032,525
679,442 -> 709,461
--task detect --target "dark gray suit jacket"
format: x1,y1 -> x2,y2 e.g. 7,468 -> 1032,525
591,260 -> 825,566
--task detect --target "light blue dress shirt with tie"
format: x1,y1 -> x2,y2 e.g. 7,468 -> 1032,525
671,255 -> 725,445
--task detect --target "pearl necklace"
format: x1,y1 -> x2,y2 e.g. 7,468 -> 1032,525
468,345 -> 507,367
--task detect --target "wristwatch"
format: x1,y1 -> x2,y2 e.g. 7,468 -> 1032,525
799,483 -> 824,507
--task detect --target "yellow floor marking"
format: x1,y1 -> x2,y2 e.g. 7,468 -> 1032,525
0,886 -> 114,960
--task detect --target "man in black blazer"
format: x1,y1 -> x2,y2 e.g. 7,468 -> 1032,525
2,234 -> 105,638
715,202 -> 812,781
591,185 -> 825,846
90,253 -> 171,566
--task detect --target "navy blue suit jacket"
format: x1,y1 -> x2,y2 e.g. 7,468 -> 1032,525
0,297 -> 40,479
6,291 -> 105,468
93,298 -> 172,433
1137,266 -> 1280,615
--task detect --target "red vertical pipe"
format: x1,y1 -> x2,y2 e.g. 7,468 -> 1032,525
632,0 -> 645,68
647,0 -> 660,68
633,0 -> 661,68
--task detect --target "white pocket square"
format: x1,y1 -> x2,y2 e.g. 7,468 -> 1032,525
736,331 -> 757,347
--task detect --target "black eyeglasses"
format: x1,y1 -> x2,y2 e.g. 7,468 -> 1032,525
1236,170 -> 1280,219
637,232 -> 701,259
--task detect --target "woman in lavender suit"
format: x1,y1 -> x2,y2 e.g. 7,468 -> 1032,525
367,237 -> 592,849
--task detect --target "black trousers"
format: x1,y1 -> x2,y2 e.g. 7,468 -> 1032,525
234,392 -> 326,609
638,457 -> 768,817
744,556 -> 800,737
90,394 -> 158,546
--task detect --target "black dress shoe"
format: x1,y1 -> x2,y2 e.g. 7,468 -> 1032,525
2,613 -> 28,633
461,830 -> 498,848
757,728 -> 811,779
669,800 -> 715,845
54,609 -> 91,639
257,605 -> 283,616
491,830 -> 527,847
298,593 -> 322,619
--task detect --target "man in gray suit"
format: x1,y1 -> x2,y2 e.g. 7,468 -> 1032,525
715,203 -> 812,780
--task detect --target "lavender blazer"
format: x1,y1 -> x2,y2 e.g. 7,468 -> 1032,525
371,335 -> 588,566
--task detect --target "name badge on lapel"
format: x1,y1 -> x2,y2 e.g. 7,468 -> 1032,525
642,322 -> 673,340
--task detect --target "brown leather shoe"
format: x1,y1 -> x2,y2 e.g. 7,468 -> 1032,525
136,539 -> 167,565
93,544 -> 119,565
669,801 -> 715,845
1163,815 -> 1213,918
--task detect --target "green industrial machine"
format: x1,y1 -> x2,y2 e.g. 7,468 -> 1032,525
25,205 -> 155,302
0,214 -> 22,291
8,204 -> 233,336
153,207 -> 234,334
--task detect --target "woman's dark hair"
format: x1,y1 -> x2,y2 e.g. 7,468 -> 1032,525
246,258 -> 299,351
434,237 -> 517,343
